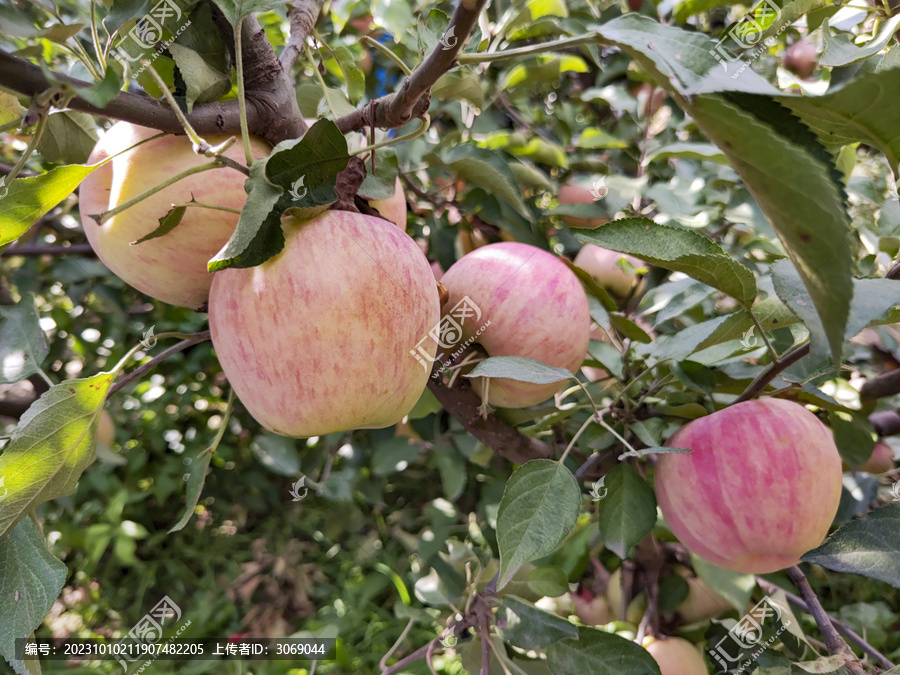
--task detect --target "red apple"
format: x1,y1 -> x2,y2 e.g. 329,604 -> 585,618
572,588 -> 610,625
656,398 -> 842,574
368,176 -> 407,229
856,441 -> 895,474
574,244 -> 643,298
208,210 -> 440,437
782,40 -> 818,79
559,180 -> 609,228
439,242 -> 591,408
643,636 -> 709,675
79,122 -> 270,309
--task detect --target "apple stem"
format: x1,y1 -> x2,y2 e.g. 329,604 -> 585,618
361,36 -> 413,76
95,162 -> 222,225
457,33 -> 600,65
748,308 -> 779,361
785,566 -> 868,674
234,18 -> 255,166
594,409 -> 639,457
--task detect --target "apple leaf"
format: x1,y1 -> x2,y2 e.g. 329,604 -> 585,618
130,205 -> 187,246
593,14 -> 779,97
207,159 -> 284,271
0,164 -> 97,247
561,257 -> 617,312
467,356 -> 575,385
802,505 -> 900,589
332,45 -> 365,105
595,463 -> 657,559
497,460 -> 580,589
437,144 -> 530,218
686,95 -> 852,364
0,295 -> 48,385
771,258 -> 828,364
0,372 -> 113,538
0,518 -> 67,675
644,142 -> 727,165
211,0 -> 285,25
357,148 -> 399,200
829,411 -> 876,470
546,627 -> 661,674
778,69 -> 900,171
36,111 -> 98,165
820,15 -> 900,67
169,449 -> 214,533
573,218 -> 757,307
691,556 -> 756,613
250,434 -> 302,477
499,596 -> 578,650
694,296 -> 800,353
844,279 -> 900,341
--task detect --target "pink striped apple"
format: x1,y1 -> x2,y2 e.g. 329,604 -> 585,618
574,244 -> 643,298
439,242 -> 591,408
855,440 -> 895,474
559,179 -> 609,228
208,210 -> 440,437
79,122 -> 270,309
655,398 -> 842,574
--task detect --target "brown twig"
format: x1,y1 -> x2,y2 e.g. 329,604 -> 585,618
280,0 -> 319,72
335,0 -> 489,133
109,331 -> 211,396
860,369 -> 900,402
733,342 -> 811,404
427,375 -> 552,464
1,243 -> 95,257
756,576 -> 894,670
785,567 -> 868,675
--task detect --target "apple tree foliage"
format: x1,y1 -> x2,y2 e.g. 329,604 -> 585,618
0,0 -> 900,673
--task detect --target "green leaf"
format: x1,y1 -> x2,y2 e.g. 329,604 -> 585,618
0,372 -> 113,538
691,556 -> 756,613
36,111 -> 98,165
644,142 -> 727,165
439,144 -> 530,218
168,43 -> 231,113
207,159 -> 284,271
0,295 -> 48,385
694,296 -> 799,352
779,69 -> 900,172
802,505 -> 900,588
526,565 -> 569,597
547,628 -> 661,674
573,218 -> 757,307
829,411 -> 876,470
562,257 -> 617,312
432,70 -> 485,109
250,433 -> 302,477
168,449 -> 213,533
686,95 -> 852,363
333,46 -> 365,105
497,460 -> 580,588
845,279 -> 900,341
0,163 -> 97,247
505,0 -> 568,36
575,128 -> 628,150
499,596 -> 579,650
0,518 -> 67,674
467,356 -> 575,385
372,438 -> 420,476
771,258 -> 828,363
130,205 -> 187,246
211,0 -> 285,25
820,15 -> 900,67
596,463 -> 657,559
357,148 -> 399,200
594,14 -> 779,97
670,360 -> 717,395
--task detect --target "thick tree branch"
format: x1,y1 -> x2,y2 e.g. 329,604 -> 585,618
860,368 -> 900,402
335,0 -> 489,133
733,342 -> 810,404
785,567 -> 867,675
756,577 -> 894,670
280,0 -> 318,72
427,376 -> 553,464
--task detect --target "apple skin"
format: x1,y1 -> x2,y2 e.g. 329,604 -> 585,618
208,210 -> 440,437
673,567 -> 732,624
97,410 -> 115,446
575,244 -> 642,298
783,40 -> 818,79
559,181 -> 609,228
572,589 -> 610,625
439,242 -> 591,408
79,122 -> 270,309
644,636 -> 709,675
369,177 -> 407,229
606,568 -> 647,623
856,441 -> 895,474
656,398 -> 843,574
